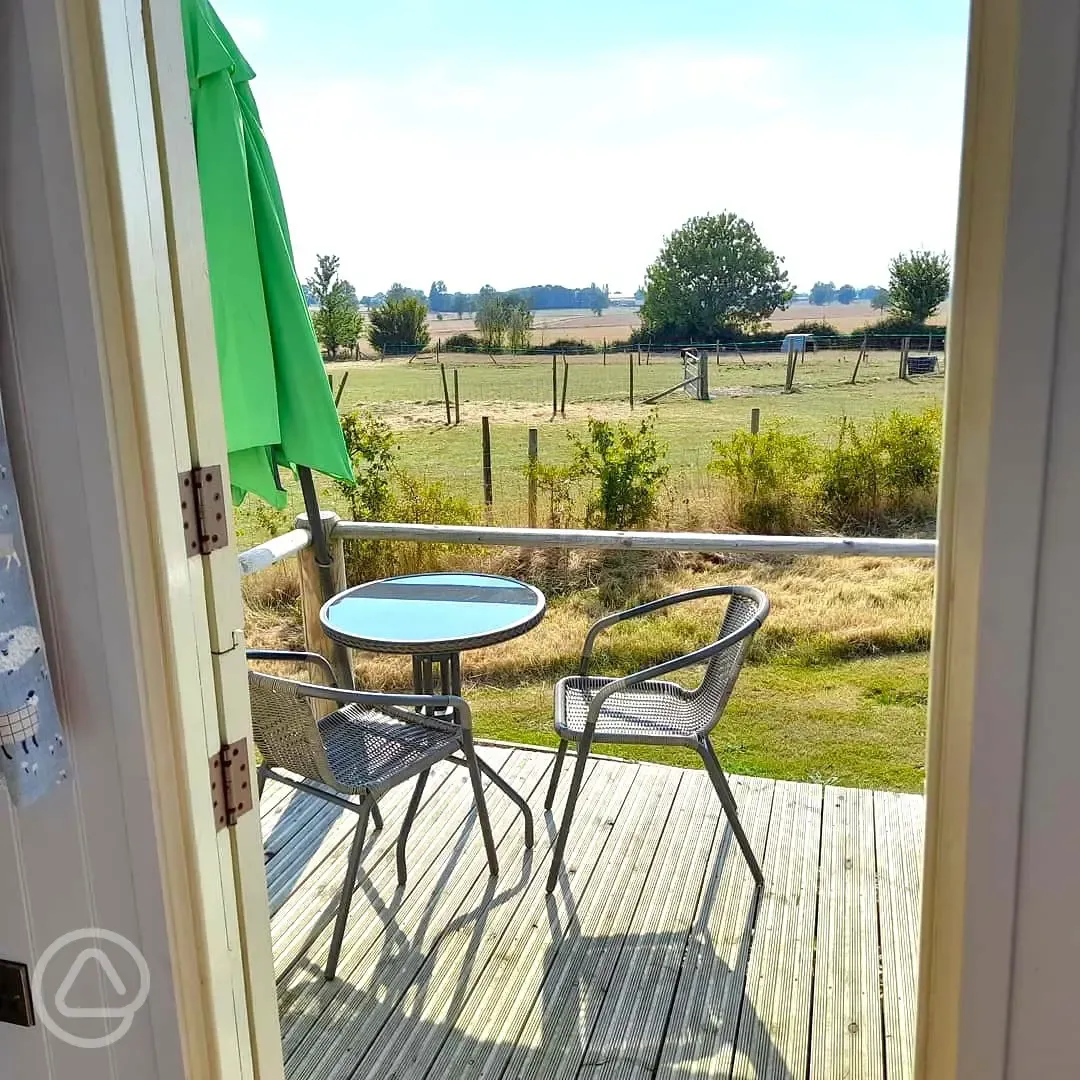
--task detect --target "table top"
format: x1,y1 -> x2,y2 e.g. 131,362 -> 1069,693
320,572 -> 547,655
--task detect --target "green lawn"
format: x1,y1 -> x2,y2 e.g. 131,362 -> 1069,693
466,653 -> 929,792
315,350 -> 945,510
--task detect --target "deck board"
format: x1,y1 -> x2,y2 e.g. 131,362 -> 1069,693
874,791 -> 925,1080
657,775 -> 775,1080
811,786 -> 882,1080
260,747 -> 924,1080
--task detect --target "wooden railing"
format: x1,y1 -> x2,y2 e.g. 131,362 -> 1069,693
237,519 -> 936,580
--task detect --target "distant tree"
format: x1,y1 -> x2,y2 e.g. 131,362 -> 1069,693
475,292 -> 511,350
428,280 -> 448,311
857,285 -> 881,301
506,298 -> 533,353
887,250 -> 951,322
338,280 -> 360,309
453,292 -> 469,319
306,254 -> 363,359
640,212 -> 792,341
634,287 -> 645,302
836,284 -> 857,305
589,282 -> 609,317
368,296 -> 430,354
871,288 -> 892,312
808,281 -> 837,306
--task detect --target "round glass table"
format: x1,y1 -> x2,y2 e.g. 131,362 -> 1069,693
320,571 -> 546,827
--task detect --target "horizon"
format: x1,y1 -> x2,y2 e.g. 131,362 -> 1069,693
217,0 -> 969,296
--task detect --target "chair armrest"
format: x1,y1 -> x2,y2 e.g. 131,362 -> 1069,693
579,585 -> 754,675
291,678 -> 473,732
582,610 -> 764,727
247,649 -> 338,686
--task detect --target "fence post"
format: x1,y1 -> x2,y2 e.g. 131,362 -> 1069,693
453,368 -> 460,425
751,407 -> 761,434
698,348 -> 709,400
851,333 -> 868,384
715,340 -> 721,367
552,354 -> 558,418
481,416 -> 493,508
899,335 -> 911,379
527,427 -> 538,528
602,338 -> 607,366
629,350 -> 635,409
560,354 -> 569,416
296,510 -> 350,705
440,362 -> 452,425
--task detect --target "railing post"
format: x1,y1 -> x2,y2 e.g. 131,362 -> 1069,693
295,510 -> 351,692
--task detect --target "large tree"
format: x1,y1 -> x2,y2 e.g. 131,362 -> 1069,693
306,254 -> 362,359
640,213 -> 792,341
836,284 -> 857,305
808,280 -> 837,306
887,250 -> 951,323
368,296 -> 430,355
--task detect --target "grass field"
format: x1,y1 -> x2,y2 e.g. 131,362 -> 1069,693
240,349 -> 943,792
321,347 -> 945,511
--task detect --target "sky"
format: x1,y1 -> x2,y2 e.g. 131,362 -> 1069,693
216,0 -> 970,297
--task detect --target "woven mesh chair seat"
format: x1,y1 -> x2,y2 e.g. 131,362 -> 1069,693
318,705 -> 458,795
556,675 -> 719,745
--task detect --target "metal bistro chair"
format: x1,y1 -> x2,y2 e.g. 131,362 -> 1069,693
247,649 -> 499,980
544,585 -> 769,895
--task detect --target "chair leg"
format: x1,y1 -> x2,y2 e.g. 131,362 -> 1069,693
462,731 -> 499,876
477,755 -> 534,848
546,734 -> 591,894
544,739 -> 568,811
325,800 -> 371,981
371,802 -> 384,831
257,767 -> 267,798
698,738 -> 764,890
397,769 -> 429,888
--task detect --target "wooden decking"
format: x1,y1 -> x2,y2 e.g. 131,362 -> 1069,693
261,746 -> 924,1080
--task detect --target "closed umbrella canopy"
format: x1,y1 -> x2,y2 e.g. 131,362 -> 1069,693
181,0 -> 353,507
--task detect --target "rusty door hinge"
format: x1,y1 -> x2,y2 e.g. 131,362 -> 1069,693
179,465 -> 228,556
210,738 -> 253,830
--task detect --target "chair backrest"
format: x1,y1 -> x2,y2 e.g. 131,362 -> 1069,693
247,671 -> 338,787
690,586 -> 768,735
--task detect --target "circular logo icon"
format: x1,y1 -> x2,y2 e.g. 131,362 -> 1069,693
32,928 -> 150,1049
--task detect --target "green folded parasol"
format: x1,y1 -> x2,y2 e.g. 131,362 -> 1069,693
181,0 -> 354,509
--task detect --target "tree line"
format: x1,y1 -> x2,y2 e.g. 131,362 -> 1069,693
361,281 -> 610,317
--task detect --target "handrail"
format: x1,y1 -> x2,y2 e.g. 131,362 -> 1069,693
238,527 -> 311,576
332,520 -> 937,559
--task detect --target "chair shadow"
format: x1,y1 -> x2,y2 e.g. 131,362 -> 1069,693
272,811 -> 794,1080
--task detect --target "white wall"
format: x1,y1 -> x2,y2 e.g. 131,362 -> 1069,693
0,1 -> 188,1076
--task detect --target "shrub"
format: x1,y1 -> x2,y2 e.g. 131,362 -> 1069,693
334,410 -> 396,523
442,332 -> 481,351
569,414 -> 669,529
788,320 -> 839,337
386,470 -> 480,575
368,296 -> 430,355
525,461 -> 583,529
709,423 -> 819,534
818,407 -> 941,529
531,338 -> 598,355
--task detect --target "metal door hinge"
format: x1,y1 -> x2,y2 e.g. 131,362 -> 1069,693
210,738 -> 253,830
179,465 -> 228,556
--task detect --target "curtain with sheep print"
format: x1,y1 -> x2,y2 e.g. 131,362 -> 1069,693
0,397 -> 67,806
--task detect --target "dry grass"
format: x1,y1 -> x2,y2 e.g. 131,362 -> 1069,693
243,550 -> 934,688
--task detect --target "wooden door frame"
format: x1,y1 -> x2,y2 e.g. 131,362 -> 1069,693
46,0 -> 284,1076
918,0 -> 1080,1076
